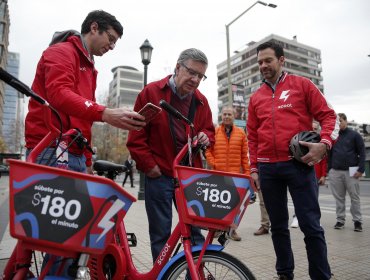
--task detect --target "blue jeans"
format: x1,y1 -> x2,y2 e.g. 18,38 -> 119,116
145,175 -> 204,262
27,148 -> 86,278
258,161 -> 331,280
26,148 -> 87,173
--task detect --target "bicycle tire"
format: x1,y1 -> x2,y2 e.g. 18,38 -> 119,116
162,250 -> 256,280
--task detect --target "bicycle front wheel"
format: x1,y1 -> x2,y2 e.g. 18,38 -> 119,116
162,250 -> 256,280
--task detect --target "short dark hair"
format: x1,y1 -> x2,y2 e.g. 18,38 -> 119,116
257,41 -> 284,58
338,113 -> 347,121
81,10 -> 123,38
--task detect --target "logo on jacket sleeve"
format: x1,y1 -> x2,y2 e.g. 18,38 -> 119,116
279,90 -> 290,102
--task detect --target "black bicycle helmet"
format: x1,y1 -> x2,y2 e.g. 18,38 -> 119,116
289,131 -> 321,162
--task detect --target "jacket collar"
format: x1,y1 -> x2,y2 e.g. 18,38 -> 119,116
263,71 -> 287,88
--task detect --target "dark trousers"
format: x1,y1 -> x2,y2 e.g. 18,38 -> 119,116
259,161 -> 331,280
122,170 -> 134,188
145,174 -> 204,262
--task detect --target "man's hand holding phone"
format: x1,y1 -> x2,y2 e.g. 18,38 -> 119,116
138,103 -> 162,123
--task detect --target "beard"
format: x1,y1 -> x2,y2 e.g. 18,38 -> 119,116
261,68 -> 277,80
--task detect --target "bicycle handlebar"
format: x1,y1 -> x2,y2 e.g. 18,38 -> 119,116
0,67 -> 47,105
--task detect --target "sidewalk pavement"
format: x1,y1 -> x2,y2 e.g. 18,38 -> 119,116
1,173 -> 369,279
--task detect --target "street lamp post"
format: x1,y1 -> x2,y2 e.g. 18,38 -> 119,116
226,1 -> 277,106
137,39 -> 153,200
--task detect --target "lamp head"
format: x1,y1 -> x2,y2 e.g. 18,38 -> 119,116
140,39 -> 153,65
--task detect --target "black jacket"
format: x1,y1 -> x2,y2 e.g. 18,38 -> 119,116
328,127 -> 365,173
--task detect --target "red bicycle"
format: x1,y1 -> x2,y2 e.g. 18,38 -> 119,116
0,68 -> 257,280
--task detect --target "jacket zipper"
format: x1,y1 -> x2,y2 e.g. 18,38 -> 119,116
271,90 -> 278,160
265,82 -> 278,160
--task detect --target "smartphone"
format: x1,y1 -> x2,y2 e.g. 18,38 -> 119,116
138,103 -> 162,123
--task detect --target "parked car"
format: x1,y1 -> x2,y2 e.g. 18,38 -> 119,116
0,164 -> 9,175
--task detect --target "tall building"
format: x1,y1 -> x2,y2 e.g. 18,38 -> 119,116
3,52 -> 23,153
93,65 -> 143,163
217,34 -> 323,121
0,0 -> 10,135
108,66 -> 143,109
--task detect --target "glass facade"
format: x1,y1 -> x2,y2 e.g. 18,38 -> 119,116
0,0 -> 10,139
3,52 -> 23,153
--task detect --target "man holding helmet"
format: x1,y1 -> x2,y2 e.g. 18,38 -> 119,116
247,41 -> 338,280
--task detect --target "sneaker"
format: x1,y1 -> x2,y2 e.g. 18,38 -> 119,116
227,230 -> 242,241
254,226 -> 269,236
354,221 -> 363,232
290,216 -> 299,228
334,222 -> 345,229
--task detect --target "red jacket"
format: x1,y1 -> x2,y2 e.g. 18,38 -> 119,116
314,157 -> 327,179
25,35 -> 105,166
205,124 -> 250,175
247,72 -> 339,172
127,75 -> 215,177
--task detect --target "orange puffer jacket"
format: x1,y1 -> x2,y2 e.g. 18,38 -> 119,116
205,124 -> 250,175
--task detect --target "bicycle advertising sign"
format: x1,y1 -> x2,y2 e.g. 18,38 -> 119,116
176,166 -> 255,230
8,159 -> 136,254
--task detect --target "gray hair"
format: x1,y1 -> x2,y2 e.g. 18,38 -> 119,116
177,48 -> 208,65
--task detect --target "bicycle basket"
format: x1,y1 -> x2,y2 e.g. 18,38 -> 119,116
175,166 -> 255,230
8,159 -> 136,255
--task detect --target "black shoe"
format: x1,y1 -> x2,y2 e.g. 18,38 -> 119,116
273,275 -> 290,280
354,221 -> 362,232
334,222 -> 344,229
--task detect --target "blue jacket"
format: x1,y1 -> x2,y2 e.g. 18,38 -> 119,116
328,127 -> 365,173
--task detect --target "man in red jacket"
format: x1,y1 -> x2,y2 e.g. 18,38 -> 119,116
205,106 -> 250,241
24,10 -> 145,278
247,42 -> 338,280
25,10 -> 145,173
127,48 -> 215,262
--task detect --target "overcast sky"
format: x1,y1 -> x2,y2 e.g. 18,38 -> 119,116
7,0 -> 370,123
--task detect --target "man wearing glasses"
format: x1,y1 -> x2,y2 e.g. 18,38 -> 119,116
25,10 -> 145,278
127,48 -> 215,262
25,10 -> 145,175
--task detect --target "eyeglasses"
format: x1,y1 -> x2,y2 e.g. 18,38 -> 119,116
181,63 -> 207,81
104,30 -> 118,48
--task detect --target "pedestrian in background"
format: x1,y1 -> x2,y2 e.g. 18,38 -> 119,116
127,48 -> 215,262
253,191 -> 270,235
247,41 -> 338,280
328,113 -> 365,232
122,155 -> 134,188
205,106 -> 250,241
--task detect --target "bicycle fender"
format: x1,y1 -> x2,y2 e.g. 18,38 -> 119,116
157,244 -> 223,280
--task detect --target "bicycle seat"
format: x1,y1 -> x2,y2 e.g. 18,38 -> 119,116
93,160 -> 127,173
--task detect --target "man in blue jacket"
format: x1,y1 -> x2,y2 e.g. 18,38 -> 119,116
328,113 -> 365,232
